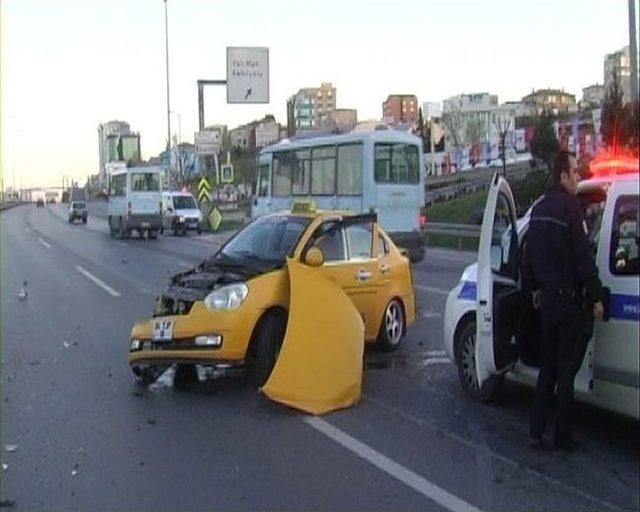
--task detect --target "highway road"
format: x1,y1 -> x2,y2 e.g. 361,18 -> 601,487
1,203 -> 638,511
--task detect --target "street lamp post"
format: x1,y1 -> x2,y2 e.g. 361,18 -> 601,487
164,0 -> 171,151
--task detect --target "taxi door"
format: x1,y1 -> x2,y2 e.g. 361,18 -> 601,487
314,215 -> 381,339
476,174 -> 521,387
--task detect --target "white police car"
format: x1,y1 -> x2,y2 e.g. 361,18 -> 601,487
444,153 -> 639,420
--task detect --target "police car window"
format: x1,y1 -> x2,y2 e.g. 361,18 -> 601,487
610,195 -> 639,276
346,222 -> 373,260
579,188 -> 607,257
492,192 -> 517,276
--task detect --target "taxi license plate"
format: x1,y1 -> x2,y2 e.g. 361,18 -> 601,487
153,319 -> 173,341
141,222 -> 150,228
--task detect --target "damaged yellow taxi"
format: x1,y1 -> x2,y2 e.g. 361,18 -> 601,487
128,201 -> 416,414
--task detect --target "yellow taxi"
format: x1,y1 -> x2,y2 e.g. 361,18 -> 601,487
128,201 -> 416,407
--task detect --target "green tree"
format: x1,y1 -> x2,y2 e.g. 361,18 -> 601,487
601,71 -> 624,149
530,113 -> 560,169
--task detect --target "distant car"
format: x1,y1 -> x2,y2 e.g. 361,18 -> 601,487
128,201 -> 416,386
162,191 -> 203,235
36,198 -> 45,208
68,201 -> 88,224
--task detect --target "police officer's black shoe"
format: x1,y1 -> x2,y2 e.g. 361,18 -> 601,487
527,436 -> 545,450
554,437 -> 582,453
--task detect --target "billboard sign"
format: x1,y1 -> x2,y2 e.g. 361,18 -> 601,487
195,130 -> 220,155
226,47 -> 269,104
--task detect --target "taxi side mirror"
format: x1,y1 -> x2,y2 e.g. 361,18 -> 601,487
304,246 -> 324,267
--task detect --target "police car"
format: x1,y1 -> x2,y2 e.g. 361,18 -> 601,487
443,153 -> 639,420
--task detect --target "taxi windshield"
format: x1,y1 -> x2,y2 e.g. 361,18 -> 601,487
218,215 -> 311,265
172,195 -> 197,209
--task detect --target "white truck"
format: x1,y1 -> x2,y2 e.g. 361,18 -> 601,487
107,166 -> 164,239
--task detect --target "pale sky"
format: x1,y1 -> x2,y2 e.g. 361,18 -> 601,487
1,0 -> 636,188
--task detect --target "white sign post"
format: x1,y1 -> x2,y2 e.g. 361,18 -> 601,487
226,47 -> 269,104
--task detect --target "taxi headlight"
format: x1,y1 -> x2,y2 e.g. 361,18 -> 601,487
179,216 -> 186,223
204,283 -> 248,311
130,339 -> 141,351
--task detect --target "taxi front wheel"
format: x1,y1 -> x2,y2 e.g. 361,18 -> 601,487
253,309 -> 287,387
377,299 -> 405,352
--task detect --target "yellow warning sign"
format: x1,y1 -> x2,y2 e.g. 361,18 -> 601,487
208,206 -> 223,232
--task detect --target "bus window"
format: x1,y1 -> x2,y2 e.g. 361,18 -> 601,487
131,172 -> 160,192
258,164 -> 270,197
109,174 -> 126,196
337,144 -> 362,195
374,143 -> 420,184
311,146 -> 336,195
273,151 -> 292,196
292,149 -> 311,195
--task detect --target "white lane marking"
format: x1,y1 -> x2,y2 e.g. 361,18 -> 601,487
421,311 -> 442,319
304,417 -> 482,512
414,284 -> 450,295
75,266 -> 121,297
178,260 -> 192,268
25,227 -> 32,234
363,395 -> 626,512
424,350 -> 446,356
422,357 -> 451,365
115,242 -> 127,247
38,238 -> 51,249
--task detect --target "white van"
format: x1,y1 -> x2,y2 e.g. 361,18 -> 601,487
107,166 -> 163,239
443,154 -> 639,420
162,191 -> 203,235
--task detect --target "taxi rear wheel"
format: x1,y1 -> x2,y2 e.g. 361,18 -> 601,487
253,309 -> 287,387
376,299 -> 405,352
454,319 -> 504,402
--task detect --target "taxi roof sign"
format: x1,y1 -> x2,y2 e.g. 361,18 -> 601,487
291,199 -> 317,214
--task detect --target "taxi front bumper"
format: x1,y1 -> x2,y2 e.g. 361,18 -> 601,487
128,301 -> 257,367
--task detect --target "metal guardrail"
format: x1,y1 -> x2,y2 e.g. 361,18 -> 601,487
425,163 -> 537,206
0,201 -> 26,212
424,222 -> 481,250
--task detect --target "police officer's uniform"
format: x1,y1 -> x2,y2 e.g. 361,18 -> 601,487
523,185 -> 604,447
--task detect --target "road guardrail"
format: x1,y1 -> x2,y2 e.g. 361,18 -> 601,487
424,222 -> 481,250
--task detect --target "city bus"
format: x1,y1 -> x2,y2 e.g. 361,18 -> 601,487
253,130 -> 426,261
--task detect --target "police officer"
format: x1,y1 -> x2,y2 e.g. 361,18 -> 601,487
523,150 -> 604,451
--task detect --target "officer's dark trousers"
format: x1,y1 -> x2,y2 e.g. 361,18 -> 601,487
530,292 -> 582,441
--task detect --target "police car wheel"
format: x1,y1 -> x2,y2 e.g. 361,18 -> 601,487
253,309 -> 287,387
455,320 -> 503,402
377,299 -> 405,352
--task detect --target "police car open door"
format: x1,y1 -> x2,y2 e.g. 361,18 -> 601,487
476,174 -> 521,387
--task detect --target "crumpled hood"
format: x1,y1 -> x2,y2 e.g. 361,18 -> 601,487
174,208 -> 202,219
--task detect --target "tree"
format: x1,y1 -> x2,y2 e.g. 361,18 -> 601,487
414,107 -> 426,151
601,70 -> 624,149
530,113 -> 560,170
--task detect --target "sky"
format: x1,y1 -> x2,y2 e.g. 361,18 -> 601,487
1,0 -> 637,188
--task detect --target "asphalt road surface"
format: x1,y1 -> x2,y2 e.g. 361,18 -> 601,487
1,203 -> 638,511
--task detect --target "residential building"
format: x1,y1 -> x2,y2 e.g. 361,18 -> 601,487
441,93 -> 516,152
317,109 -> 358,133
255,115 -> 280,148
97,120 -> 141,186
580,84 -> 605,109
604,46 -> 633,103
382,94 -> 418,125
521,88 -> 577,115
503,100 -> 533,118
287,82 -> 336,134
229,124 -> 255,150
